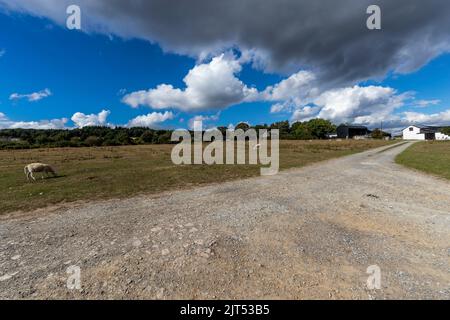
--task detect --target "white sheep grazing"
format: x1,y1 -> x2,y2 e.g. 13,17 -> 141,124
24,163 -> 58,181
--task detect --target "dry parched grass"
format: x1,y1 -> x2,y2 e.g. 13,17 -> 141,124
0,140 -> 392,214
396,141 -> 450,180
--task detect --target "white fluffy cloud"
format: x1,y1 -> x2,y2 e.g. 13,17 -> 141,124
314,86 -> 409,125
9,88 -> 52,102
270,103 -> 289,114
0,112 -> 68,129
270,83 -> 411,126
188,113 -> 220,130
413,99 -> 441,108
351,108 -> 450,133
127,111 -> 174,128
0,110 -> 177,129
300,87 -> 450,131
403,110 -> 450,125
122,52 -> 448,130
291,106 -> 321,122
71,109 -> 111,128
123,55 -> 319,114
1,42 -> 445,131
262,71 -> 317,103
123,54 -> 258,112
285,84 -> 445,131
266,71 -> 319,115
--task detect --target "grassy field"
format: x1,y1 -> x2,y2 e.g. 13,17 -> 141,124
396,141 -> 450,180
0,140 -> 393,214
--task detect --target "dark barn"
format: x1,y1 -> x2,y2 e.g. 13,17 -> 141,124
419,126 -> 440,140
336,125 -> 370,139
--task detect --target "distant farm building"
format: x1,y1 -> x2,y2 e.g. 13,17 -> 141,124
402,125 -> 450,140
336,125 -> 370,139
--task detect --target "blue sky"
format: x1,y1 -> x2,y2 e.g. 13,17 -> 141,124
1,3 -> 450,132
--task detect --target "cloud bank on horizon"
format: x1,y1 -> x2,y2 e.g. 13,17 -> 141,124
1,0 -> 450,131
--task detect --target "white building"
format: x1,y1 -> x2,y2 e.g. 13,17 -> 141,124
436,132 -> 450,140
402,125 -> 450,140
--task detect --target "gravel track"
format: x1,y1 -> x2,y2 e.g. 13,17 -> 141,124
0,142 -> 449,299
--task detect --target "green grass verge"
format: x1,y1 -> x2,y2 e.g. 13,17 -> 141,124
0,140 -> 393,214
396,141 -> 450,180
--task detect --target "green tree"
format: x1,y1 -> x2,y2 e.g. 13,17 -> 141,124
270,121 -> 290,137
371,129 -> 384,139
116,130 -> 131,145
35,133 -> 50,145
155,131 -> 172,144
371,128 -> 391,139
140,130 -> 155,143
306,119 -> 336,139
84,136 -> 102,146
441,127 -> 450,135
292,122 -> 313,140
235,122 -> 250,131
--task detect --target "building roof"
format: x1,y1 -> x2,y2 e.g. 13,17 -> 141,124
337,124 -> 368,130
403,124 -> 442,131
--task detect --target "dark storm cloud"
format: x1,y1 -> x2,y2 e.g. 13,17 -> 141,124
2,0 -> 450,85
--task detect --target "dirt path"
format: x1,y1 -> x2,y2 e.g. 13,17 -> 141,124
0,142 -> 449,299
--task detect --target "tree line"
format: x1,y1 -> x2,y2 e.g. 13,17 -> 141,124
0,126 -> 171,149
0,118 -> 424,150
